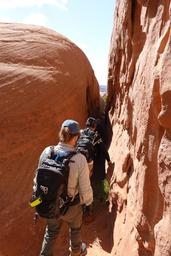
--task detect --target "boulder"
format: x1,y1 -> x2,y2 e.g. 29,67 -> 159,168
0,22 -> 100,256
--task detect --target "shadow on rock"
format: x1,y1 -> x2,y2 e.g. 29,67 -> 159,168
82,199 -> 114,254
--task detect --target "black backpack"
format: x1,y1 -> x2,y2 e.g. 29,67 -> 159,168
76,128 -> 100,162
30,148 -> 76,219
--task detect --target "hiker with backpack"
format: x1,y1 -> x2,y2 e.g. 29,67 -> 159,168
76,117 -> 102,177
82,117 -> 111,202
31,119 -> 93,256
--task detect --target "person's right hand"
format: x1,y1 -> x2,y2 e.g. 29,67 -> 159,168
82,204 -> 94,224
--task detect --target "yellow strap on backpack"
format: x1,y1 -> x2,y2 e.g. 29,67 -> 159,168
29,197 -> 42,208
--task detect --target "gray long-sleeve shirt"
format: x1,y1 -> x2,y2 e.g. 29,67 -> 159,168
37,142 -> 93,206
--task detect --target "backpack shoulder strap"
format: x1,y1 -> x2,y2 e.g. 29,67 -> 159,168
65,151 -> 77,162
49,145 -> 55,159
81,128 -> 89,136
93,132 -> 102,146
54,150 -> 76,163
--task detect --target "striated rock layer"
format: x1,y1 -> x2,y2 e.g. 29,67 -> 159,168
107,1 -> 171,255
0,23 -> 100,256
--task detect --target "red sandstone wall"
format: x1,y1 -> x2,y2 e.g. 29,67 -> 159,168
0,23 -> 100,256
107,1 -> 171,255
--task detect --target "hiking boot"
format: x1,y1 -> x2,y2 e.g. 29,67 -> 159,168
69,243 -> 87,256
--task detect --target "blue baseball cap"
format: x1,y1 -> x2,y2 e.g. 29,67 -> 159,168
61,119 -> 80,135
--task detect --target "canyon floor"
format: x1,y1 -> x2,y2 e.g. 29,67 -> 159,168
32,199 -> 114,256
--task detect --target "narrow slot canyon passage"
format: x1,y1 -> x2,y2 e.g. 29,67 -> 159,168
29,95 -> 116,256
1,1 -> 171,255
31,163 -> 116,256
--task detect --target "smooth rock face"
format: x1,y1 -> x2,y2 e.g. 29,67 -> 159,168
107,1 -> 171,255
0,23 -> 99,255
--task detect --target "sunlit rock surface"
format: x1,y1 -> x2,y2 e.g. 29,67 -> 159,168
107,1 -> 171,255
0,22 -> 100,256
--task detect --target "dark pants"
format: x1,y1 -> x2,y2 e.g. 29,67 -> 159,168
40,204 -> 83,256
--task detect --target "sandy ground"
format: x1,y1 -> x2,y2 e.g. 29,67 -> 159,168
32,200 -> 114,256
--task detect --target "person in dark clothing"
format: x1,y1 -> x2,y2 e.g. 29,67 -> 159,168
93,138 -> 111,181
86,117 -> 111,201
